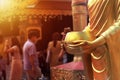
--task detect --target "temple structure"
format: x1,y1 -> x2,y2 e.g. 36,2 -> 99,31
0,0 -> 88,80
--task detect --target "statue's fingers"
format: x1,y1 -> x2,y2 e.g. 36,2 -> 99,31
72,40 -> 85,44
68,43 -> 81,47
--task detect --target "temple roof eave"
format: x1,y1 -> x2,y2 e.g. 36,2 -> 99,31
15,9 -> 72,16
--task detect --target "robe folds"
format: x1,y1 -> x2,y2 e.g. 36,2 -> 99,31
87,0 -> 120,80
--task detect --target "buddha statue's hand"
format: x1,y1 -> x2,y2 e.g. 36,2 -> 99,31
71,40 -> 95,54
64,40 -> 94,54
77,35 -> 106,54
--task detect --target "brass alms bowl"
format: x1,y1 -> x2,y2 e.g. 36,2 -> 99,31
64,31 -> 91,55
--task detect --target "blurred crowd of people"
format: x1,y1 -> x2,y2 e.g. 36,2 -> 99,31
0,27 -> 73,80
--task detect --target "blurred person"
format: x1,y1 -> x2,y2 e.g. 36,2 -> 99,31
4,37 -> 22,80
35,39 -> 48,77
0,55 -> 6,80
46,32 -> 62,80
46,32 -> 62,67
38,51 -> 48,80
59,27 -> 74,63
0,34 -> 7,80
23,31 -> 41,80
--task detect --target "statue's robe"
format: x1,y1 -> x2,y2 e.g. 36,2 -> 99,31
85,0 -> 120,80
